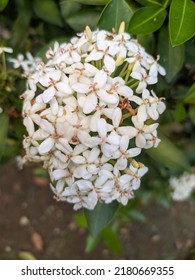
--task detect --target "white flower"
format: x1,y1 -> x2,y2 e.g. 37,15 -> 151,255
121,115 -> 159,149
0,46 -> 13,54
131,89 -> 166,122
169,172 -> 195,201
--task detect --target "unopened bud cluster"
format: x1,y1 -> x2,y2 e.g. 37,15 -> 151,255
13,24 -> 166,210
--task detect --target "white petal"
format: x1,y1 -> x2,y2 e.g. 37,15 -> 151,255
98,90 -> 119,105
104,55 -> 115,73
83,93 -> 97,114
131,71 -> 142,80
137,104 -> 148,122
49,97 -> 59,115
119,174 -> 131,184
90,111 -> 101,132
56,82 -> 73,95
23,116 -> 34,136
94,70 -> 107,88
74,165 -> 87,178
127,147 -> 141,157
120,135 -> 129,152
72,83 -> 90,94
138,166 -> 148,177
136,133 -> 146,148
40,119 -> 55,134
87,147 -> 100,163
118,85 -> 133,98
112,107 -> 122,128
144,123 -> 158,133
71,156 -> 86,164
148,105 -> 159,120
43,86 -> 55,103
157,102 -> 166,114
38,137 -> 55,154
97,118 -> 107,138
53,169 -> 68,180
116,158 -> 127,170
77,180 -> 93,191
117,126 -> 137,138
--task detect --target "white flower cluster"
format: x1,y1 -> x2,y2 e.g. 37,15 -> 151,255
16,24 -> 166,210
9,52 -> 41,75
169,172 -> 195,201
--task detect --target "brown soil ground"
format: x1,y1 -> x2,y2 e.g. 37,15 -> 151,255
0,160 -> 195,260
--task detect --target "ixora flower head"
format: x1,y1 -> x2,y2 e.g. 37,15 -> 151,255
15,23 -> 166,210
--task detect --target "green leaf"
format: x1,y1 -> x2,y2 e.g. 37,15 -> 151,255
60,1 -> 81,21
33,0 -> 63,27
128,209 -> 146,222
84,201 -> 119,237
128,6 -> 167,35
174,103 -> 187,122
73,0 -> 109,5
74,213 -> 88,228
135,0 -> 162,6
102,227 -> 122,255
0,0 -> 9,11
66,10 -> 100,31
147,133 -> 191,171
0,113 -> 9,160
11,0 -> 32,47
183,83 -> 195,104
85,235 -> 101,253
169,0 -> 195,46
157,26 -> 184,82
98,0 -> 134,32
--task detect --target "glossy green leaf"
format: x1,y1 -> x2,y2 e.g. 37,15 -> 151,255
0,0 -> 9,11
84,201 -> 119,237
98,0 -> 134,32
60,1 -> 81,21
33,0 -> 63,27
169,0 -> 195,46
135,0 -> 162,6
147,133 -> 191,171
73,0 -> 109,4
102,228 -> 122,255
183,83 -> 195,104
157,26 -> 184,82
66,10 -> 100,31
128,6 -> 167,34
0,113 -> 9,160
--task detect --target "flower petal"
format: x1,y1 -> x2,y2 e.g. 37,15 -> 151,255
43,86 -> 55,103
38,137 -> 55,154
